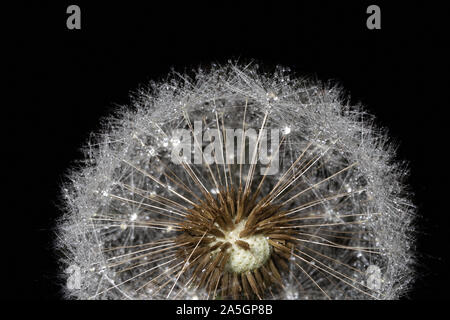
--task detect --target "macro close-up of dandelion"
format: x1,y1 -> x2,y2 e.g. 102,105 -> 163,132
56,63 -> 415,300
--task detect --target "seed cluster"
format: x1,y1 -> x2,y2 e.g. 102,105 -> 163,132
175,187 -> 297,299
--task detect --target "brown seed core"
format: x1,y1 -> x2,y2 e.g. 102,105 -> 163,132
174,187 -> 296,299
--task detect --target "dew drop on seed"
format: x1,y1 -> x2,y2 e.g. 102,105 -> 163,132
147,147 -> 156,156
281,126 -> 291,135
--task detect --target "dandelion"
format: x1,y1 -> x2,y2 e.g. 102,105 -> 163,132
57,62 -> 415,299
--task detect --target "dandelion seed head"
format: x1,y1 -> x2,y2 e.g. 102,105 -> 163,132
56,62 -> 415,300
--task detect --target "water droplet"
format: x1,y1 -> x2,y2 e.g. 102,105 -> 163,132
281,126 -> 291,135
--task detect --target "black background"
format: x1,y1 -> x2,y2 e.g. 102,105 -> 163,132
6,0 -> 449,304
